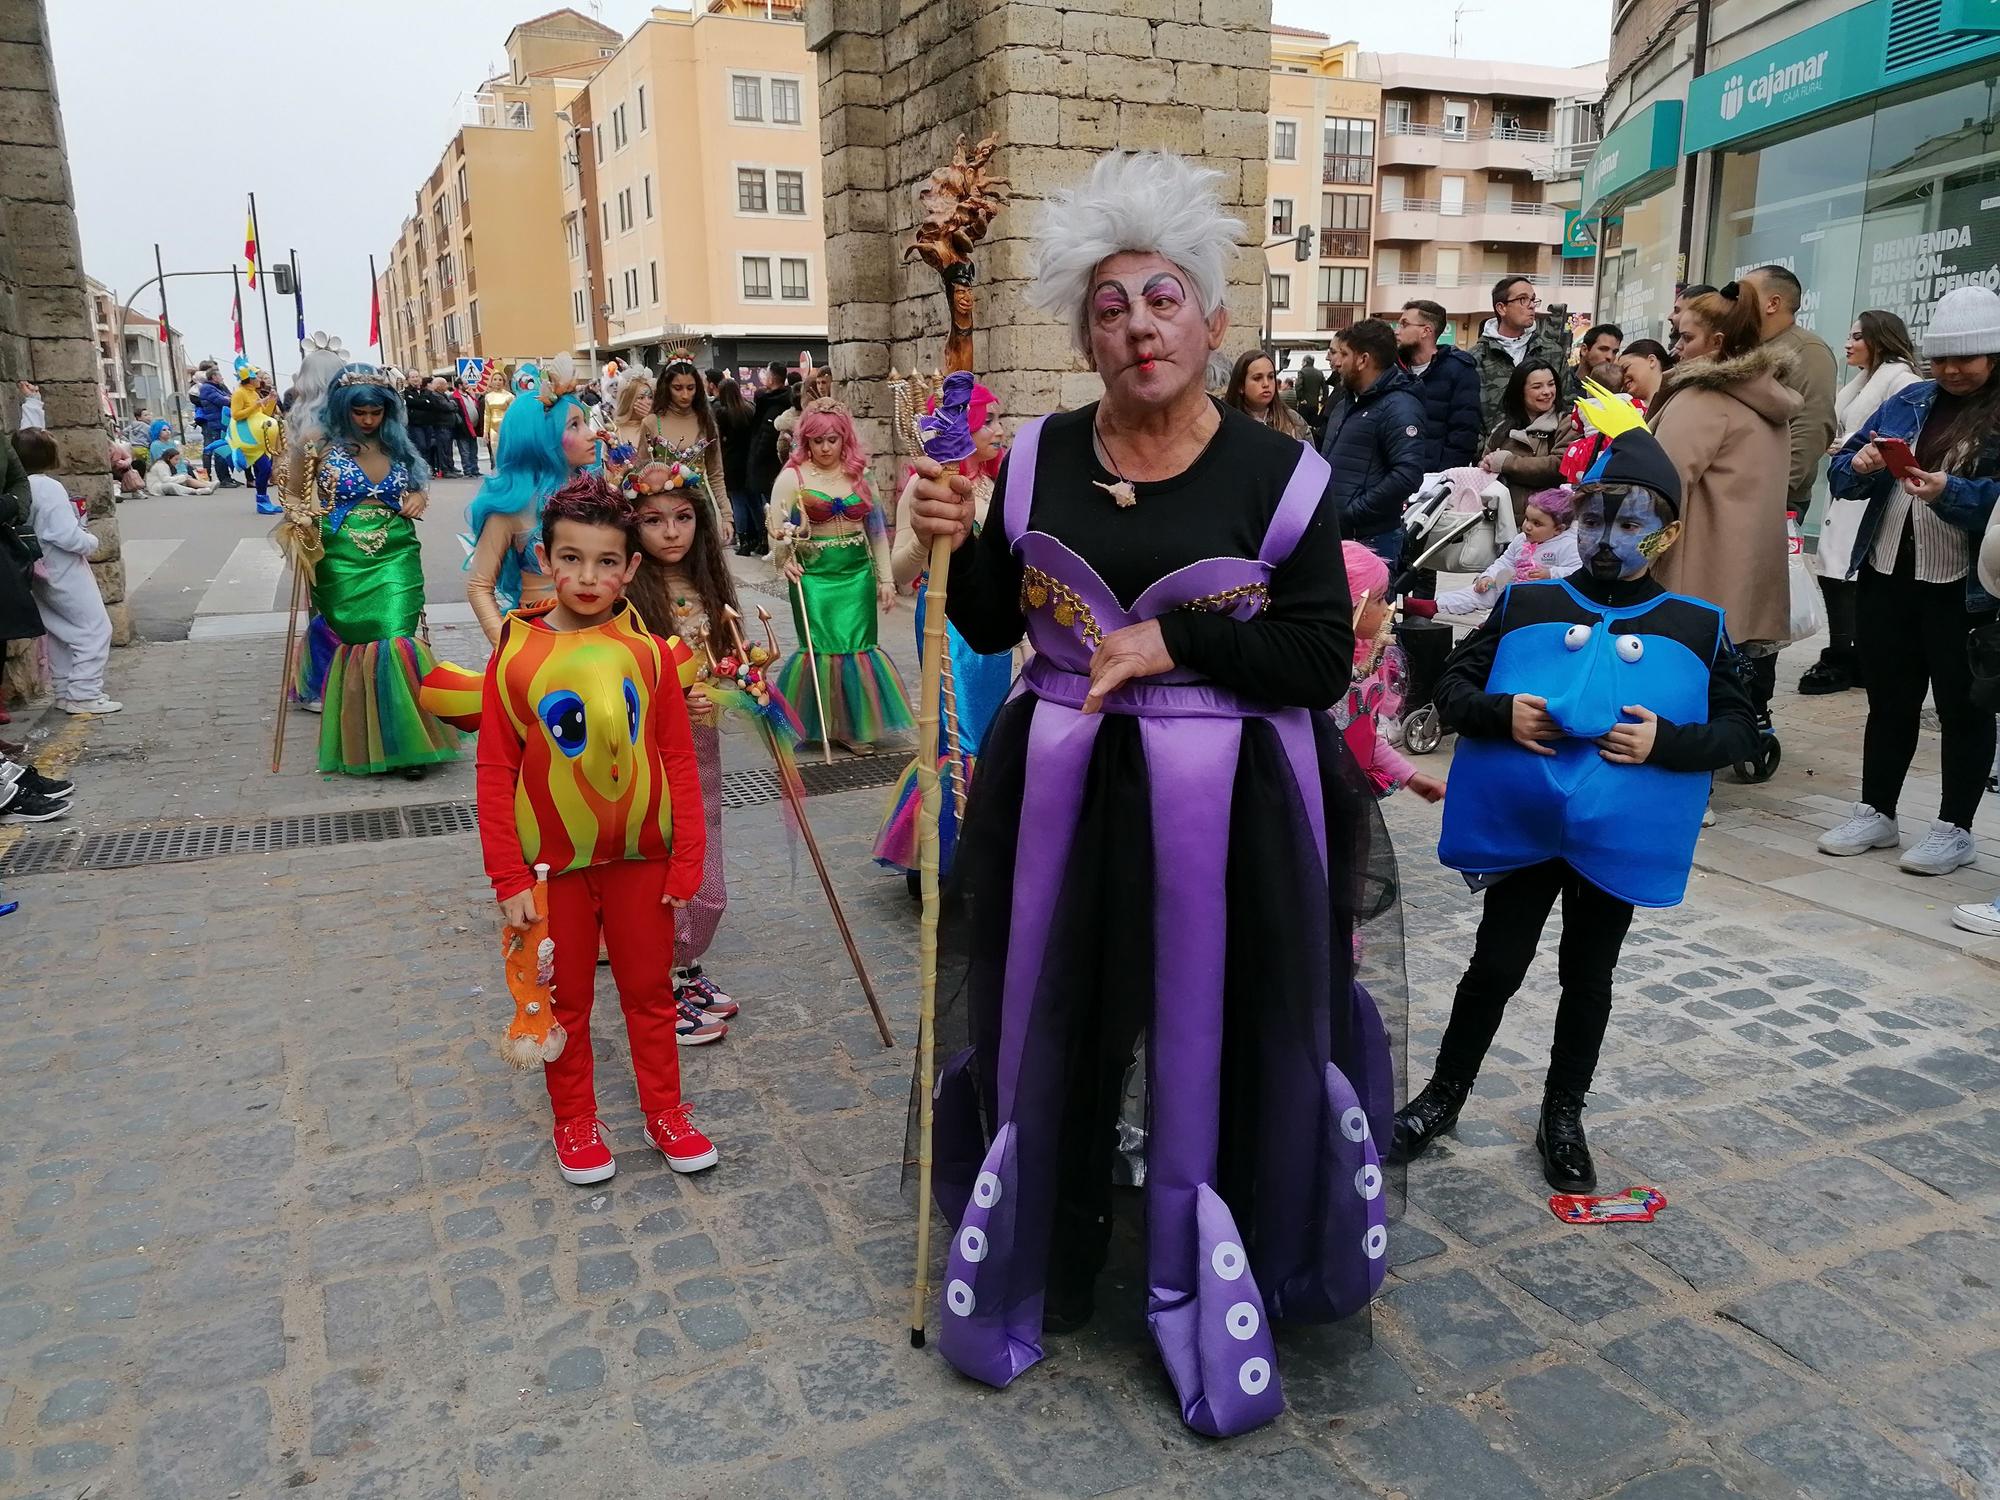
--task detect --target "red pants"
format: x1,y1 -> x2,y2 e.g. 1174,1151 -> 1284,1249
543,860 -> 682,1123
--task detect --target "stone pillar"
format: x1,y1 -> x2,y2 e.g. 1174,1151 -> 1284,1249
806,0 -> 1272,498
0,0 -> 125,646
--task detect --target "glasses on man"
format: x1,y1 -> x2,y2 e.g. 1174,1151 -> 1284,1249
1504,291 -> 1539,307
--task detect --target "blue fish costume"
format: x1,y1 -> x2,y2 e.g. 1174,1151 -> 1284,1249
1396,387 -> 1759,1194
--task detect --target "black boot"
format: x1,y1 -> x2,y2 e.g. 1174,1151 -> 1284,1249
1536,1087 -> 1596,1193
1797,646 -> 1856,696
1390,1075 -> 1472,1164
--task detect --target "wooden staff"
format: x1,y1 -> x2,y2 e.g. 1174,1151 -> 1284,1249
724,607 -> 895,1047
269,442 -> 321,773
906,134 -> 1006,1350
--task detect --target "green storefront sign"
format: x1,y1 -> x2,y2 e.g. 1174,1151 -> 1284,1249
1561,210 -> 1597,258
1686,0 -> 2000,152
1579,100 -> 1683,219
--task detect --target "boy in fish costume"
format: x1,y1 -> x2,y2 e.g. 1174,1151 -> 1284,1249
475,473 -> 718,1184
1394,387 -> 1758,1195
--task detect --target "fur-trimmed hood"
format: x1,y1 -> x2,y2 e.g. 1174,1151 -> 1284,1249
1659,342 -> 1803,426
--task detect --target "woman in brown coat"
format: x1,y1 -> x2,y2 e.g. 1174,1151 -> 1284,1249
1650,287 -> 1803,660
1480,359 -> 1578,526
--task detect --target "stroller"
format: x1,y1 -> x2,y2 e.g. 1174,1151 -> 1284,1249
1387,470 -> 1510,756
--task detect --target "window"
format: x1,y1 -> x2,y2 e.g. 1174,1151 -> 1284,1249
504,99 -> 530,129
1273,119 -> 1298,161
731,75 -> 762,121
444,311 -> 462,345
1271,198 -> 1293,236
643,174 -> 654,220
573,288 -> 586,325
613,103 -> 627,150
1434,248 -> 1462,287
780,257 -> 809,299
1270,272 -> 1291,310
1442,100 -> 1471,139
601,201 -> 610,241
1320,192 -> 1370,257
775,169 -> 805,215
772,77 -> 802,124
456,165 -> 469,212
649,261 -> 659,304
625,268 -> 639,310
742,256 -> 772,299
469,299 -> 480,338
737,168 -> 767,213
595,127 -> 603,163
1384,98 -> 1412,133
617,187 -> 633,232
637,84 -> 648,132
439,252 -> 455,287
566,214 -> 582,259
1323,118 -> 1375,185
1319,267 -> 1367,302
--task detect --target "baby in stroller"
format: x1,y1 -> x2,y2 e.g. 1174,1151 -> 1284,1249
1406,486 -> 1581,621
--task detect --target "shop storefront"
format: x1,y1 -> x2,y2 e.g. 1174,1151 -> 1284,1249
1693,0 -> 2000,353
1579,101 -> 1685,343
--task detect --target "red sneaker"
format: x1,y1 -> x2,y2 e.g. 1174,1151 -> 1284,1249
552,1117 -> 615,1185
643,1104 -> 719,1173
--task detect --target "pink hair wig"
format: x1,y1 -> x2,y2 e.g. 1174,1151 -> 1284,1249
787,403 -> 871,497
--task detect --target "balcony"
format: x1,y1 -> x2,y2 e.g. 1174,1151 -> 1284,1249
1317,302 -> 1365,333
1322,154 -> 1374,187
1320,228 -> 1369,259
455,91 -> 532,130
1375,198 -> 1565,246
1378,121 -> 1556,174
1371,270 -> 1594,320
1532,139 -> 1600,182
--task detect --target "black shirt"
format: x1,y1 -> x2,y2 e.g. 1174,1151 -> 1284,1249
945,400 -> 1354,709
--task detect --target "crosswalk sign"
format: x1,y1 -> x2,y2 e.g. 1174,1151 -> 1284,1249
456,357 -> 487,388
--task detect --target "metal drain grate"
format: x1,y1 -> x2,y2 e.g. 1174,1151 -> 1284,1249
0,755 -> 910,878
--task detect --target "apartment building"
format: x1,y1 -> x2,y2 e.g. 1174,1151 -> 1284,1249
1361,53 -> 1605,346
1262,30 -> 1382,357
561,0 -> 827,375
379,9 -> 620,373
83,275 -> 188,423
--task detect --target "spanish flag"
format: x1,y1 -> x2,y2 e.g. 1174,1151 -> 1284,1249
243,203 -> 258,290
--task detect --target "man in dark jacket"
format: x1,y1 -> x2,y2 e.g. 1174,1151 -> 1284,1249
193,363 -> 238,486
1395,299 -> 1483,473
1320,318 -> 1426,565
1471,276 -> 1572,432
746,361 -> 796,505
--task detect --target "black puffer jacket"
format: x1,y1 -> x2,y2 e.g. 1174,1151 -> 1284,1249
0,440 -> 46,643
1317,366 -> 1426,542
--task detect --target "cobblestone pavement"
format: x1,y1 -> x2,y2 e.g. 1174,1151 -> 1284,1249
0,614 -> 1996,1499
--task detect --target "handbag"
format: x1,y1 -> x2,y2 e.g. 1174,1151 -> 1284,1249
1783,517 -> 1823,646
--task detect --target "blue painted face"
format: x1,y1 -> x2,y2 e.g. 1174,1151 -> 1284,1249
1576,486 -> 1674,580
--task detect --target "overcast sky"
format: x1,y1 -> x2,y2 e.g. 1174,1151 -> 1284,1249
47,0 -> 1610,389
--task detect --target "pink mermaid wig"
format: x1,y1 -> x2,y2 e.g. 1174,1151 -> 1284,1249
786,400 -> 871,497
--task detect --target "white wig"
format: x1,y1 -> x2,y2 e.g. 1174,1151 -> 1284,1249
1028,151 -> 1245,387
284,341 -> 352,462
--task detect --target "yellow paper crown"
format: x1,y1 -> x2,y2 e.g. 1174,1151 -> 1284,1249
1574,378 -> 1651,440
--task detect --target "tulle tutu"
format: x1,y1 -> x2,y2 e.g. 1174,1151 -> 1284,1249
293,614 -> 338,705
773,645 -> 913,745
320,635 -> 461,776
871,749 -> 977,874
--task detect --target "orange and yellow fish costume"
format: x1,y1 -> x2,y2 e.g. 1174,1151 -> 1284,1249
473,598 -> 704,1124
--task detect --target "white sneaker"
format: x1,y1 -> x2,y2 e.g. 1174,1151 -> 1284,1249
1900,821 -> 1977,876
1818,803 -> 1900,857
1950,900 -> 2000,936
57,697 -> 122,715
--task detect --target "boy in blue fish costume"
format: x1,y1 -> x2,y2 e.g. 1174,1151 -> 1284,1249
1394,386 -> 1759,1193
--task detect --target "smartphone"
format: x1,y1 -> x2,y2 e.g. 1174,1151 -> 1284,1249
1877,437 -> 1918,478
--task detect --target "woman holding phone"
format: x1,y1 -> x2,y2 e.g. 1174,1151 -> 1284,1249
1819,286 -> 2000,878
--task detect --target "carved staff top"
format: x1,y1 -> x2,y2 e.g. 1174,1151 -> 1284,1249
904,134 -> 1009,373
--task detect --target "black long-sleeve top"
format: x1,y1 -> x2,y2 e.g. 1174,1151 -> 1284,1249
944,401 -> 1354,710
1432,571 -> 1759,772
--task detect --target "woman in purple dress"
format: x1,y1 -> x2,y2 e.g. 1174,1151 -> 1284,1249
904,151 -> 1405,1439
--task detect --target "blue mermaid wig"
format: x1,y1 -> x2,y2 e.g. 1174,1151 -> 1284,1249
463,391 -> 585,605
324,379 -> 429,485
